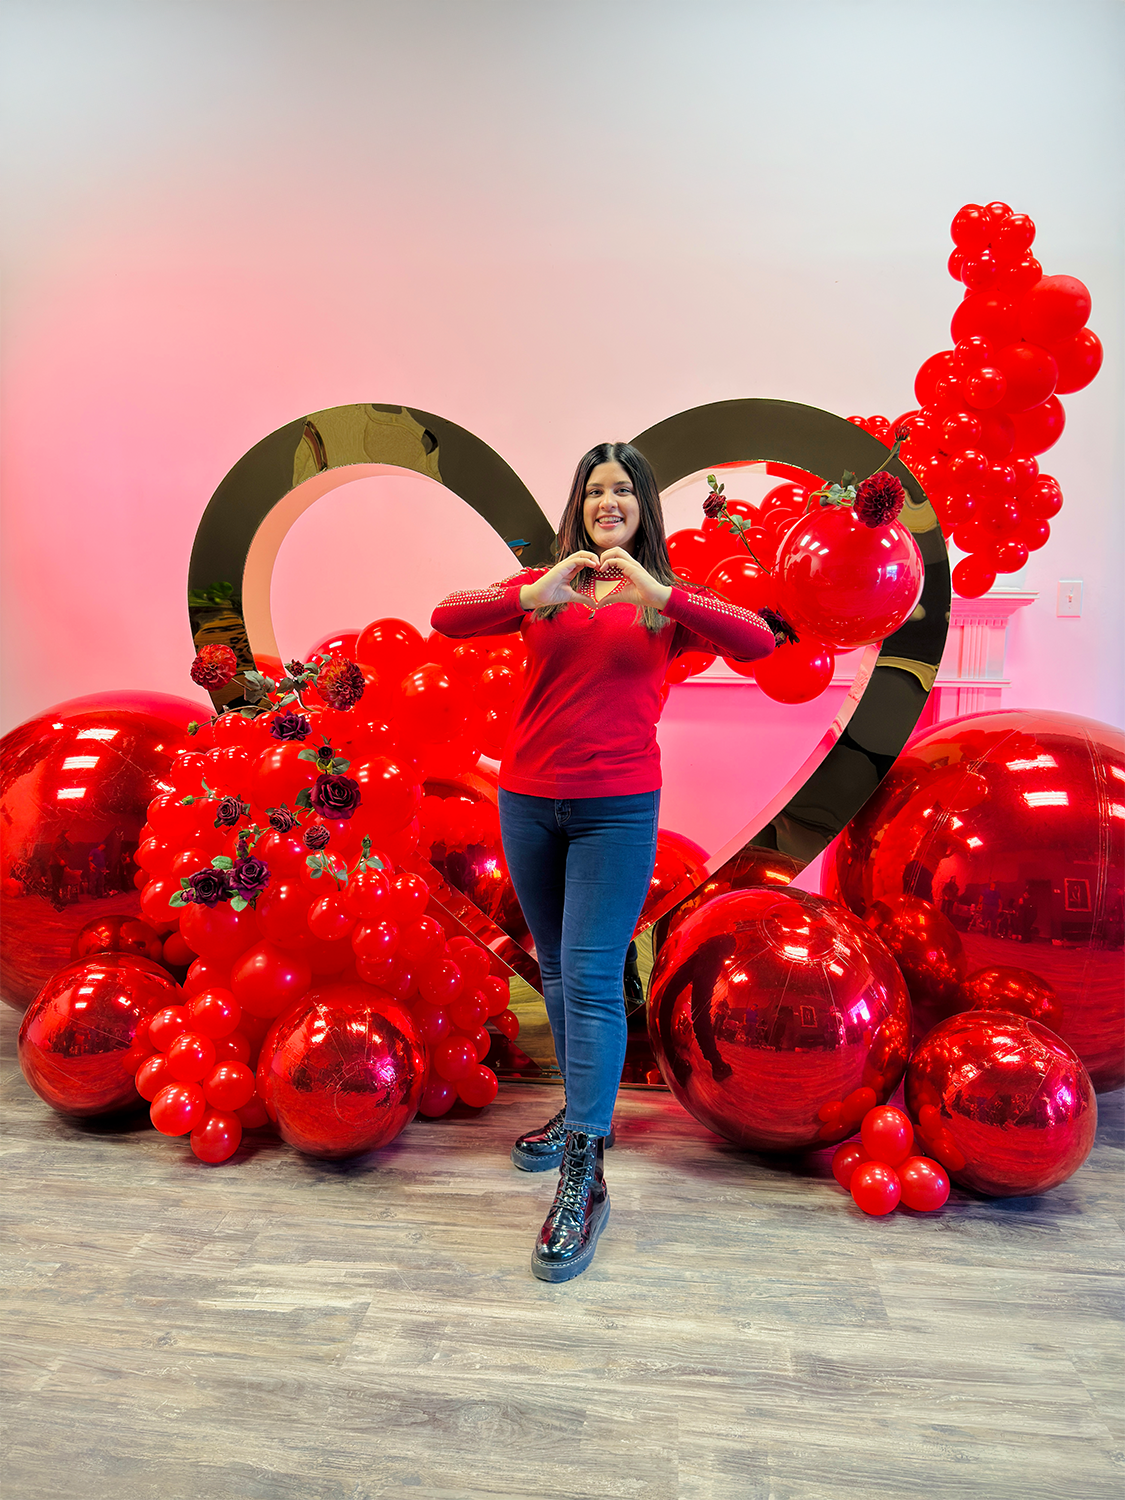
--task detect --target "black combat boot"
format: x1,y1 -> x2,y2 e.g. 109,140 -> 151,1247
511,1107 -> 614,1172
530,1131 -> 609,1282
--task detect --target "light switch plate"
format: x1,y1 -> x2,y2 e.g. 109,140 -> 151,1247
1057,579 -> 1083,616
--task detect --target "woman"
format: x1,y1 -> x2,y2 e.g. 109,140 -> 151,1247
431,442 -> 778,1282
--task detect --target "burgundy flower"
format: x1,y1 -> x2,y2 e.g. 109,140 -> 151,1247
855,471 -> 906,529
702,490 -> 725,520
285,659 -> 307,677
268,805 -> 298,832
759,607 -> 800,647
303,824 -> 331,851
190,643 -> 238,689
184,867 -> 233,907
230,856 -> 271,902
214,796 -> 249,828
270,711 -> 311,741
312,773 -> 362,820
317,656 -> 366,711
894,427 -> 911,443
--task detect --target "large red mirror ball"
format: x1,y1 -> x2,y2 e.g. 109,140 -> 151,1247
647,887 -> 912,1152
18,954 -> 183,1116
256,984 -> 426,1158
825,710 -> 1124,1092
905,1010 -> 1096,1197
1,691 -> 205,1009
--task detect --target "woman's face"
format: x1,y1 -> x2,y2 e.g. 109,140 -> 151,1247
582,461 -> 641,555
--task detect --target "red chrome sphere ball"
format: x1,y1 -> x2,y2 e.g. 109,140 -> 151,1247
18,954 -> 183,1116
1,692 -> 204,1008
256,982 -> 425,1158
647,887 -> 912,1152
905,1010 -> 1097,1197
826,709 -> 1124,1091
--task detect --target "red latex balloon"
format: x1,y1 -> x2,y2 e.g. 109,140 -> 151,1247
826,708 -> 1124,1091
992,342 -> 1058,413
705,555 -> 767,609
634,828 -> 710,933
252,742 -> 318,809
350,756 -> 421,837
256,984 -> 425,1157
950,293 -> 1021,349
418,1073 -> 457,1118
190,1109 -> 243,1163
492,1009 -> 520,1040
860,1105 -> 914,1166
180,901 -> 260,967
913,351 -> 956,408
1020,275 -> 1092,346
203,1060 -> 256,1111
951,556 -> 996,599
342,867 -> 394,920
897,1156 -> 950,1212
752,638 -> 834,704
136,1053 -> 172,1102
165,1030 -> 217,1083
150,1080 -> 207,1136
398,915 -> 446,966
419,957 -> 463,1007
456,1063 -> 499,1109
776,508 -> 924,650
352,919 -> 400,965
1050,327 -> 1103,394
1021,476 -> 1063,519
906,1011 -> 1096,1196
950,204 -> 991,252
148,1003 -> 189,1051
994,538 -> 1029,573
647,888 -> 912,1151
306,630 -> 360,661
666,528 -> 734,583
255,879 -> 314,949
961,366 -> 1006,410
433,1035 -> 476,1081
354,618 -> 426,681
831,1140 -> 870,1189
18,956 -> 183,1116
850,1161 -> 902,1215
231,941 -> 313,1019
1009,396 -> 1065,456
307,893 -> 357,942
399,663 -> 469,743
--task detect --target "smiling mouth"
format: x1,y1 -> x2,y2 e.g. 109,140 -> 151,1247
596,515 -> 623,527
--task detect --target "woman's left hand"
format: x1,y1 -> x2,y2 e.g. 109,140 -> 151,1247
596,548 -> 672,610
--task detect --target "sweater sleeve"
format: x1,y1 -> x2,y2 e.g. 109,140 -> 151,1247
662,585 -> 776,662
430,569 -> 543,639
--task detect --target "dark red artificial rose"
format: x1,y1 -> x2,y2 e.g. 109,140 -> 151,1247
214,796 -> 249,828
184,867 -> 233,907
270,711 -> 311,741
230,857 -> 271,902
855,471 -> 906,529
312,773 -> 362,820
702,490 -> 725,520
303,824 -> 331,851
268,805 -> 298,832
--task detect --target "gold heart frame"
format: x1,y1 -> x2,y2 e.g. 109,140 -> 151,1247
189,400 -> 949,1082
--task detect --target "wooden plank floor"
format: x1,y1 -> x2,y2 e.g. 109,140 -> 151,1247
2,1002 -> 1122,1500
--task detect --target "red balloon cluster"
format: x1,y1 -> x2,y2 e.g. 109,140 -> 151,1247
831,1105 -> 951,1216
869,201 -> 1102,598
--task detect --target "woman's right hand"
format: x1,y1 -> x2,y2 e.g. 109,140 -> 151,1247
519,552 -> 600,611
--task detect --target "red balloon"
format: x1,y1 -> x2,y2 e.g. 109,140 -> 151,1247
148,1003 -> 190,1051
213,1031 -> 252,1065
974,409 -> 1016,460
914,351 -> 956,408
136,1053 -> 172,1101
342,867 -> 394,921
1051,327 -> 1103,394
202,1060 -> 256,1111
17,956 -> 183,1116
350,756 -> 421,837
1020,275 -> 1091,346
950,293 -> 1021,349
354,617 -> 426,681
897,1156 -> 950,1211
906,1011 -> 1097,1196
850,1160 -> 901,1215
388,872 -> 430,924
751,638 -> 835,704
647,888 -> 912,1151
831,1140 -> 870,1189
179,901 -> 260,967
255,828 -> 308,874
1010,396 -> 1065,456
255,878 -> 314,949
190,1109 -> 243,1163
449,990 -> 488,1031
493,1009 -> 520,1040
399,663 -> 469,743
950,203 -> 991,252
150,1080 -> 207,1136
860,1105 -> 914,1166
352,919 -> 400,966
1021,476 -> 1063,519
231,941 -> 313,1019
307,893 -> 357,942
960,249 -> 999,292
1020,518 -> 1051,552
256,984 -> 425,1157
992,342 -> 1058,413
398,915 -> 445,966
420,957 -> 463,1007
165,1030 -> 217,1083
418,1073 -> 457,1117
433,1035 -> 476,1081
776,508 -> 924,650
252,742 -> 318,809
994,538 -> 1029,573
306,630 -> 360,661
456,1063 -> 499,1109
237,1096 -> 271,1130
962,367 -> 1006,410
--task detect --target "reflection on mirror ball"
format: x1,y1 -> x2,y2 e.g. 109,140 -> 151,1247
652,844 -> 802,954
905,1010 -> 1097,1197
1,693 -> 203,1009
827,710 -> 1124,1091
18,954 -> 183,1116
647,887 -> 912,1152
256,984 -> 426,1158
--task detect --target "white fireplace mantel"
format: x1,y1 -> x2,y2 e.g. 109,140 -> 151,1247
932,589 -> 1037,720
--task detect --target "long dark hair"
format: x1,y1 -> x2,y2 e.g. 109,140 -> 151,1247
537,441 -> 684,633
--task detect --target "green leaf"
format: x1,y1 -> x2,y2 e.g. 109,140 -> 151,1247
329,756 -> 351,773
169,891 -> 187,907
297,748 -> 319,763
841,470 -> 857,489
211,855 -> 234,870
295,788 -> 313,810
187,721 -> 199,736
229,895 -> 248,912
306,855 -> 325,877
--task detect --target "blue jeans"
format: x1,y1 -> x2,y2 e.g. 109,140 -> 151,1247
498,789 -> 660,1138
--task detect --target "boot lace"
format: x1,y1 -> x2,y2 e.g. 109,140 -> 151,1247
554,1135 -> 594,1214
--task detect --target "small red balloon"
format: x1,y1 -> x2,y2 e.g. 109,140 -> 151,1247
831,1140 -> 870,1189
203,1060 -> 256,1111
190,1109 -> 243,1164
148,1004 -> 190,1052
165,1030 -> 217,1083
861,1105 -> 914,1166
456,1064 -> 499,1109
418,1074 -> 457,1118
433,1036 -> 476,1081
492,1009 -> 520,1040
898,1156 -> 950,1212
187,988 -> 241,1038
150,1080 -> 207,1136
850,1160 -> 902,1216
136,1053 -> 172,1102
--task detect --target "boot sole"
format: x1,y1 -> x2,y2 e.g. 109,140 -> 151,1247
510,1127 -> 616,1174
530,1200 -> 611,1283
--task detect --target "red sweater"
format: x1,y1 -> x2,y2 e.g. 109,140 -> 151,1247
431,568 -> 775,798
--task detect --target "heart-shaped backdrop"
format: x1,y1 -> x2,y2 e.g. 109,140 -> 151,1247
188,400 -> 950,1075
